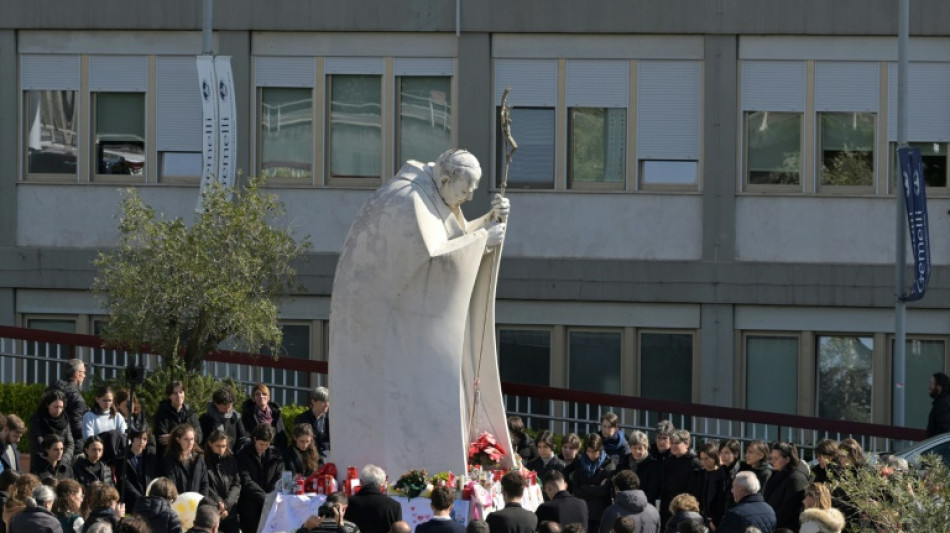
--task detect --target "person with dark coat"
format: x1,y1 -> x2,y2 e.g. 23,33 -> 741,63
598,413 -> 631,468
762,442 -> 808,531
692,441 -> 725,526
30,391 -> 76,470
0,416 -> 25,474
0,470 -> 21,533
284,424 -> 320,477
648,421 -> 675,512
293,388 -> 330,460
486,472 -> 537,533
710,439 -> 741,529
506,417 -> 537,464
152,381 -> 203,460
535,471 -> 588,528
296,491 -> 359,533
240,385 -> 288,452
598,470 -> 660,533
625,431 -> 660,508
716,471 -> 775,533
131,478 -> 183,533
738,441 -> 772,492
73,437 -> 113,487
570,433 -> 616,533
235,425 -> 283,533
10,485 -> 62,533
81,485 -> 122,533
415,486 -> 464,533
927,372 -> 950,437
809,439 -> 840,485
47,359 -> 88,445
202,431 -> 241,533
115,427 -> 157,511
663,494 -> 703,533
524,431 -> 565,487
558,433 -> 582,493
31,435 -> 72,481
198,389 -> 248,454
659,430 -> 701,525
344,465 -> 401,533
160,424 -> 209,496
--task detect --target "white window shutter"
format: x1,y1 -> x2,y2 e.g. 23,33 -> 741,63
393,58 -> 455,76
89,56 -> 147,92
156,56 -> 202,152
255,57 -> 316,88
741,60 -> 806,112
494,59 -> 558,106
815,61 -> 879,112
887,62 -> 950,142
637,61 -> 701,160
21,55 -> 80,90
566,60 -> 629,108
324,57 -> 385,75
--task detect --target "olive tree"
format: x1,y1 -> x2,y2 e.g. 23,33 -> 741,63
93,178 -> 310,372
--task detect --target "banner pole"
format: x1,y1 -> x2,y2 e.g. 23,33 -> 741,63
894,0 -> 909,428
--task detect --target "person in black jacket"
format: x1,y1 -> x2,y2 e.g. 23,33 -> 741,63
284,424 -> 320,477
626,431 -> 660,508
74,436 -> 114,488
415,486 -> 464,533
115,427 -> 157,510
198,389 -> 248,454
47,359 -> 88,445
161,423 -> 209,496
659,430 -> 701,526
692,441 -> 725,527
761,441 -> 808,531
236,425 -> 283,533
153,381 -> 203,459
507,417 -> 537,464
293,387 -> 330,460
571,433 -> 616,533
709,439 -> 741,530
559,433 -> 582,493
82,484 -> 124,533
31,435 -> 73,481
525,431 -> 565,486
0,415 -> 25,474
344,465 -> 402,533
738,441 -> 771,492
202,431 -> 241,533
240,385 -> 288,452
9,485 -> 61,533
535,471 -> 588,528
30,391 -> 76,470
599,413 -> 631,468
485,471 -> 537,533
927,371 -> 950,437
131,477 -> 182,533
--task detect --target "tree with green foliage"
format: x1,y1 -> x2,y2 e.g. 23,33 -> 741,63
92,178 -> 310,372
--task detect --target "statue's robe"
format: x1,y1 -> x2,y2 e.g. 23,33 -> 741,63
328,161 -> 513,477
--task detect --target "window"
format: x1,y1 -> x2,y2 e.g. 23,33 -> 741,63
819,112 -> 875,188
497,107 -> 556,189
327,75 -> 382,182
745,111 -> 802,186
640,331 -> 692,402
94,92 -> 146,177
499,328 -> 551,429
259,88 -> 314,180
745,335 -> 798,413
569,330 -> 621,394
260,324 -> 312,406
25,90 -> 79,175
817,335 -> 873,422
397,76 -> 452,166
894,338 -> 945,429
569,108 -> 626,187
637,61 -> 701,190
890,142 -> 949,193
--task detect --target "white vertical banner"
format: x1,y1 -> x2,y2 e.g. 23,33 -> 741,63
196,55 -> 219,209
213,56 -> 237,189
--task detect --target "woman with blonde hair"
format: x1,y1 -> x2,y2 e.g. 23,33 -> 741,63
664,493 -> 703,533
240,384 -> 288,451
799,483 -> 845,533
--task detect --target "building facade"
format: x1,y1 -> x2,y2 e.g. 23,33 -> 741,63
2,0 -> 950,427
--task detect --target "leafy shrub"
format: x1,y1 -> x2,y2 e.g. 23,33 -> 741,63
0,383 -> 47,452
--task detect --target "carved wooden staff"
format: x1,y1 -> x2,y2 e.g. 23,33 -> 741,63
469,88 -> 518,458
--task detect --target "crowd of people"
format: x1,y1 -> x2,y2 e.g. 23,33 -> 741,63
0,358 -> 930,533
0,359 -> 331,533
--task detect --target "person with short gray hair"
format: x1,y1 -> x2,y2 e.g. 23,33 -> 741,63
716,472 -> 775,533
48,359 -> 89,443
8,484 -> 62,533
187,506 -> 220,533
294,387 -> 330,459
345,465 -> 401,533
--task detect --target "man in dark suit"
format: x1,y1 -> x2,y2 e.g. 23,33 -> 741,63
416,486 -> 464,533
535,471 -> 588,527
0,414 -> 25,472
486,471 -> 538,533
345,465 -> 402,533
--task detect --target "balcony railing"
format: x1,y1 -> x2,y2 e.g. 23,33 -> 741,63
0,325 -> 925,456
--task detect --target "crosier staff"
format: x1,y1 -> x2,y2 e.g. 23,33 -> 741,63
468,87 -> 518,456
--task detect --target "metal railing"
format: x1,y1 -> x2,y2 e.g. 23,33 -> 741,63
0,325 -> 926,456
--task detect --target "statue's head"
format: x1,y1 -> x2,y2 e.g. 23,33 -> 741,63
434,149 -> 481,209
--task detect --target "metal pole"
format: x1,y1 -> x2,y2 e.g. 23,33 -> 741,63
894,0 -> 909,427
202,0 -> 214,55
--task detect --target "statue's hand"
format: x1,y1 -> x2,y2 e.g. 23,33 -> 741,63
486,222 -> 507,248
491,194 -> 510,222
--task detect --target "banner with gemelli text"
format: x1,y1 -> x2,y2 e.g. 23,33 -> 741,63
897,146 -> 930,302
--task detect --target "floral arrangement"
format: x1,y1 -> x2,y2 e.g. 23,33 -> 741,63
393,469 -> 429,499
430,471 -> 456,487
468,431 -> 507,468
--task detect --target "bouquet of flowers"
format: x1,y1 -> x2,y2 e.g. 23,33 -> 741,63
468,432 -> 507,468
430,471 -> 456,488
393,469 -> 429,499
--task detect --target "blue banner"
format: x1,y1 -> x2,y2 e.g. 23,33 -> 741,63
898,147 -> 930,302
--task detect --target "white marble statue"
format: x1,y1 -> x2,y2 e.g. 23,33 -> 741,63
328,149 -> 514,478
